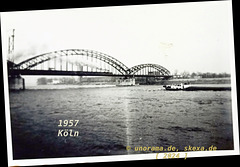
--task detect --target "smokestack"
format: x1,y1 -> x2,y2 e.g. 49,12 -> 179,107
8,29 -> 15,63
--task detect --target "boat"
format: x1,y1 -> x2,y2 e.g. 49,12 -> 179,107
163,83 -> 191,90
163,83 -> 231,91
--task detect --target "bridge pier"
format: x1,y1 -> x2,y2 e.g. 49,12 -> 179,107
8,75 -> 25,90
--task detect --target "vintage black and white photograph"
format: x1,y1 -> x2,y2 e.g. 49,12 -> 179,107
1,0 -> 239,166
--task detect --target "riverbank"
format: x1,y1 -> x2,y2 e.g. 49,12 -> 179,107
162,77 -> 231,85
185,84 -> 231,91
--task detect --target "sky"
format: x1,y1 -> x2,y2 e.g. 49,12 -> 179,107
1,0 -> 235,74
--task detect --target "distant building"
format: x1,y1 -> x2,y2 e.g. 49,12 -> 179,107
173,75 -> 182,79
52,79 -> 61,84
193,75 -> 202,79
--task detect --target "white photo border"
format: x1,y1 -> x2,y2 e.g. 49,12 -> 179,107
1,1 -> 239,166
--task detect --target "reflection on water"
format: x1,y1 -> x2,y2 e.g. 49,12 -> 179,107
9,85 -> 233,159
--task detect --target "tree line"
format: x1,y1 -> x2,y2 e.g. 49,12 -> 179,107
173,70 -> 230,79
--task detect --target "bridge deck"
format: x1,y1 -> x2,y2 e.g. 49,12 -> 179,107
9,69 -> 172,78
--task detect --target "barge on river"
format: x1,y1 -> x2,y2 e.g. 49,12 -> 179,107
163,83 -> 231,91
163,83 -> 191,90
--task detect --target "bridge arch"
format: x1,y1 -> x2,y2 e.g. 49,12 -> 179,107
16,49 -> 129,75
127,63 -> 171,76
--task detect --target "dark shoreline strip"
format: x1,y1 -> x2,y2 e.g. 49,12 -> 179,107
185,86 -> 231,91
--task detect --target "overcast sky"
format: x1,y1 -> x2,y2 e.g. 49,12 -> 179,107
1,0 -> 235,74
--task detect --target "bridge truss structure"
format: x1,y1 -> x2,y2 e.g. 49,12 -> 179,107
8,49 -> 172,79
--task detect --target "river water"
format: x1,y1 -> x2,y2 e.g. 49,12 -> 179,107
9,85 -> 233,159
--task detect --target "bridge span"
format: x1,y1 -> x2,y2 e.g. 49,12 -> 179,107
7,49 -> 172,89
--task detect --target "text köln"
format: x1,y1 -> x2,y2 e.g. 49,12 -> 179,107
57,120 -> 80,137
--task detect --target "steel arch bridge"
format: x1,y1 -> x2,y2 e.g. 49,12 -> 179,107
15,49 -> 129,75
9,49 -> 172,78
128,63 -> 171,76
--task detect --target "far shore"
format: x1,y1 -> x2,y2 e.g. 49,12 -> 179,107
162,77 -> 231,85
